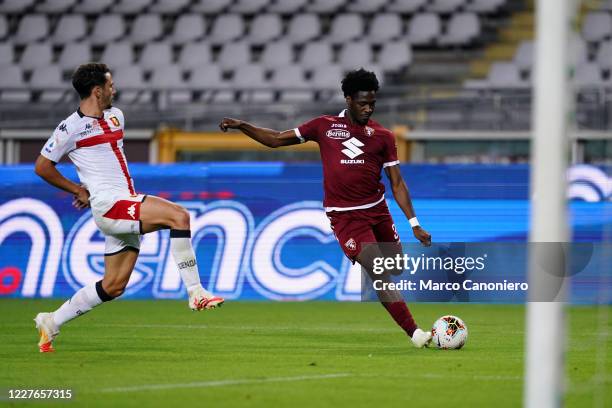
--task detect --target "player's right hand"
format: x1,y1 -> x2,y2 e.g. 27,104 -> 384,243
72,186 -> 90,210
219,117 -> 243,132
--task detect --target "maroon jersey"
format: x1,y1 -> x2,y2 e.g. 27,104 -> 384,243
294,109 -> 399,211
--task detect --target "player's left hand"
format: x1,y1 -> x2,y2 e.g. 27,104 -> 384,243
72,186 -> 90,210
413,226 -> 431,247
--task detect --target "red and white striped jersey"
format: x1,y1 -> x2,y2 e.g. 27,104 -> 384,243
41,107 -> 135,201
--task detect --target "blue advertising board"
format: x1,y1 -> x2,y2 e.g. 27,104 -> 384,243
0,163 -> 610,302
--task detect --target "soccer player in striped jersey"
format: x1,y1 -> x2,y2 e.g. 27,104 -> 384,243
33,63 -> 223,353
220,69 -> 433,348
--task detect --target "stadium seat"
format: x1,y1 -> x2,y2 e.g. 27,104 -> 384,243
0,16 -> 7,40
114,0 -> 153,14
0,0 -> 36,13
51,15 -> 87,45
168,14 -> 206,44
100,42 -> 134,69
487,62 -> 527,88
570,35 -> 588,66
270,65 -> 313,102
260,41 -> 294,69
217,42 -> 252,69
20,43 -> 53,71
596,40 -> 612,69
189,65 -> 234,103
113,65 -> 151,104
150,65 -> 191,104
177,42 -> 212,70
347,0 -> 387,13
386,0 -> 427,13
267,0 -> 308,14
299,41 -> 333,69
232,0 -> 271,14
378,41 -> 413,72
191,0 -> 233,14
465,0 -> 507,13
582,12 -> 612,43
368,14 -> 404,44
232,64 -> 274,103
91,15 -> 126,45
208,14 -> 244,44
30,65 -> 68,103
13,15 -> 49,45
0,66 -> 30,102
325,14 -> 365,44
513,40 -> 533,72
130,14 -> 163,45
247,14 -> 283,45
338,42 -> 374,70
438,12 -> 481,46
310,65 -> 344,89
407,13 -> 441,45
286,14 -> 321,44
0,44 -> 14,67
36,0 -> 76,14
139,42 -> 173,71
73,0 -> 114,14
307,0 -> 346,13
149,0 -> 191,14
57,42 -> 92,71
574,62 -> 604,87
427,0 -> 465,13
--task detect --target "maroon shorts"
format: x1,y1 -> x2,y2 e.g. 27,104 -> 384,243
326,200 -> 401,262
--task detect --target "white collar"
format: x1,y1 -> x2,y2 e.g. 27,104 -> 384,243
338,109 -> 347,117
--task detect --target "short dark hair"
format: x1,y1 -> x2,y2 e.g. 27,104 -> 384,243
71,63 -> 110,99
341,68 -> 379,98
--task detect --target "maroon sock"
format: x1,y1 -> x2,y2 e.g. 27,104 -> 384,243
382,301 -> 418,337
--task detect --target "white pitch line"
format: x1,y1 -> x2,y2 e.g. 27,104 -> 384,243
97,323 -> 399,333
100,373 -> 351,393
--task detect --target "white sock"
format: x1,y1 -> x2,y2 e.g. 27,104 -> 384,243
52,283 -> 103,327
170,230 -> 201,292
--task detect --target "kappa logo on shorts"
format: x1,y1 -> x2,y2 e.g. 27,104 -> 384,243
345,238 -> 357,251
127,203 -> 137,219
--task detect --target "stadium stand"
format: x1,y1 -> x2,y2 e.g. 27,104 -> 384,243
0,0 -> 609,133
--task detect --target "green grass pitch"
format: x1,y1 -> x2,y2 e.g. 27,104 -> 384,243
0,299 -> 609,407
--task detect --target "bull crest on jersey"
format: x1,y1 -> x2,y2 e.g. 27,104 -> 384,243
345,238 -> 357,251
365,126 -> 375,136
109,116 -> 120,127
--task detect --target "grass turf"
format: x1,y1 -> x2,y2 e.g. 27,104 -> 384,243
0,300 -> 609,407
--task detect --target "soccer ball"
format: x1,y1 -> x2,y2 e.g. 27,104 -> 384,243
431,315 -> 468,349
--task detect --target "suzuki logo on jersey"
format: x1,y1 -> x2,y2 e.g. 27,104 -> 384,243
340,137 -> 365,164
127,203 -> 136,219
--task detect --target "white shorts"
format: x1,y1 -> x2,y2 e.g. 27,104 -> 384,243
91,193 -> 146,255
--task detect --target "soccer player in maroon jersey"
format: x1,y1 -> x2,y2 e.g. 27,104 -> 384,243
219,69 -> 433,348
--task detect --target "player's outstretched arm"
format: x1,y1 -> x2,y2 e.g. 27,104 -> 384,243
34,155 -> 90,209
219,117 -> 301,148
384,165 -> 431,246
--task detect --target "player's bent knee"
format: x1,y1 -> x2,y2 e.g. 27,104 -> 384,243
172,206 -> 190,229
